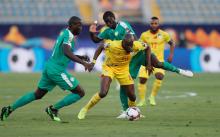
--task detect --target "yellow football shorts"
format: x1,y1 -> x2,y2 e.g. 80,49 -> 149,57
138,65 -> 165,79
102,65 -> 134,85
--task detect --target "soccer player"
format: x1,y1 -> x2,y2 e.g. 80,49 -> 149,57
137,17 -> 174,106
89,11 -> 137,118
0,16 -> 92,122
78,34 -> 151,119
78,34 -> 193,119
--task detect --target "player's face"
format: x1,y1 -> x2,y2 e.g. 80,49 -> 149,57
122,39 -> 134,53
104,16 -> 116,29
150,19 -> 159,32
71,21 -> 82,35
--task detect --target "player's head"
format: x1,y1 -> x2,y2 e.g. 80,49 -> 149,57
68,16 -> 82,35
103,11 -> 117,29
122,34 -> 135,53
150,16 -> 160,33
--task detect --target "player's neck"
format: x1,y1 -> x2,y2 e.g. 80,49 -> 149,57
150,29 -> 159,34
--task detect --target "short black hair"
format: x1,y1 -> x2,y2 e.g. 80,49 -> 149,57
68,16 -> 81,27
151,16 -> 159,20
103,11 -> 115,21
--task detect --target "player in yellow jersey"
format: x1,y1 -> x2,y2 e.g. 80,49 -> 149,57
137,16 -> 175,106
78,34 -> 152,119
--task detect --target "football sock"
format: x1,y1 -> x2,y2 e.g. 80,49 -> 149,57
53,93 -> 81,110
84,92 -> 101,110
162,62 -> 180,73
151,79 -> 162,96
138,83 -> 146,102
120,87 -> 129,111
128,100 -> 136,107
11,92 -> 36,111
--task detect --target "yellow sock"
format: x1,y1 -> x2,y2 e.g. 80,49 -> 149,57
138,83 -> 146,102
128,99 -> 136,107
151,79 -> 162,97
84,92 -> 101,110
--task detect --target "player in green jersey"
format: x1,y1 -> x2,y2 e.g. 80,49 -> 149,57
0,16 -> 92,122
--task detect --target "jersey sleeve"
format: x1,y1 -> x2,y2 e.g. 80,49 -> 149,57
139,32 -> 147,43
98,27 -> 109,39
63,30 -> 73,46
164,32 -> 171,43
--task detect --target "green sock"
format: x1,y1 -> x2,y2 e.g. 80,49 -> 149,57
53,93 -> 81,110
120,87 -> 129,111
11,92 -> 36,111
162,62 -> 180,73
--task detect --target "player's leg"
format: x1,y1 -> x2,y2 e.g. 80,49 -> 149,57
0,70 -> 53,121
149,71 -> 164,106
137,66 -> 148,107
151,54 -> 193,77
0,88 -> 48,121
45,71 -> 83,121
78,75 -> 112,119
121,84 -> 136,107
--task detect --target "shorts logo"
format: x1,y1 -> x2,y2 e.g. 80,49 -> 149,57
70,77 -> 75,82
61,73 -> 73,88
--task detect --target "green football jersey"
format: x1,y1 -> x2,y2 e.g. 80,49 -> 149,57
46,29 -> 75,71
98,20 -> 135,40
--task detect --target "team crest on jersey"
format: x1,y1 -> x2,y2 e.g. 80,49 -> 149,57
157,33 -> 163,39
115,31 -> 119,36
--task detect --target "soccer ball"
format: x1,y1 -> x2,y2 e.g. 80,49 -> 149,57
126,107 -> 140,121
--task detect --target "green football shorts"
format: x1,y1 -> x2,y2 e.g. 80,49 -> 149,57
38,68 -> 79,91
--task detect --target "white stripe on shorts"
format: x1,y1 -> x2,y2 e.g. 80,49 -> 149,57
61,73 -> 73,88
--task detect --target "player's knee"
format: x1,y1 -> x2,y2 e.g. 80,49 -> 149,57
78,89 -> 85,97
139,78 -> 147,84
155,74 -> 164,80
154,62 -> 163,68
99,91 -> 107,98
34,88 -> 47,100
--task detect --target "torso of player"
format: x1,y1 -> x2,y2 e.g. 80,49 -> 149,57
140,29 -> 170,61
103,40 -> 144,70
47,29 -> 75,71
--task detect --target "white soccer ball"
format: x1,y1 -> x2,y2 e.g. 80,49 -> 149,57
126,107 -> 140,121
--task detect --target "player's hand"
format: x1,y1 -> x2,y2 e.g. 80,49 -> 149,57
89,24 -> 97,33
146,65 -> 154,76
86,63 -> 95,72
81,55 -> 90,62
167,55 -> 173,63
83,62 -> 92,72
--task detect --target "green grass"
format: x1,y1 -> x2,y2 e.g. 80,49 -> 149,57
0,72 -> 220,137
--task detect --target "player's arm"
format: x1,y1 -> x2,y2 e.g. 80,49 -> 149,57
88,43 -> 105,71
76,55 -> 90,62
63,44 -> 92,71
90,32 -> 103,43
89,23 -> 103,43
145,45 -> 154,75
167,39 -> 175,63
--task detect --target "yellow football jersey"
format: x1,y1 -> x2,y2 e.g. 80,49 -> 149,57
140,29 -> 171,61
103,40 -> 145,71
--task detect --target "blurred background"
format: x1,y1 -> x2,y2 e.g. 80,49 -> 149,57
0,0 -> 220,73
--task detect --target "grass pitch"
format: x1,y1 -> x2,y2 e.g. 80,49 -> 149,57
0,72 -> 219,137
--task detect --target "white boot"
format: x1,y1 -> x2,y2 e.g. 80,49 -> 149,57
179,69 -> 194,77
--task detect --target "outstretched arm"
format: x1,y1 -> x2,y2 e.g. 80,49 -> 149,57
90,32 -> 103,43
89,43 -> 105,71
167,39 -> 175,63
63,44 -> 91,71
89,24 -> 103,43
92,43 -> 105,62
